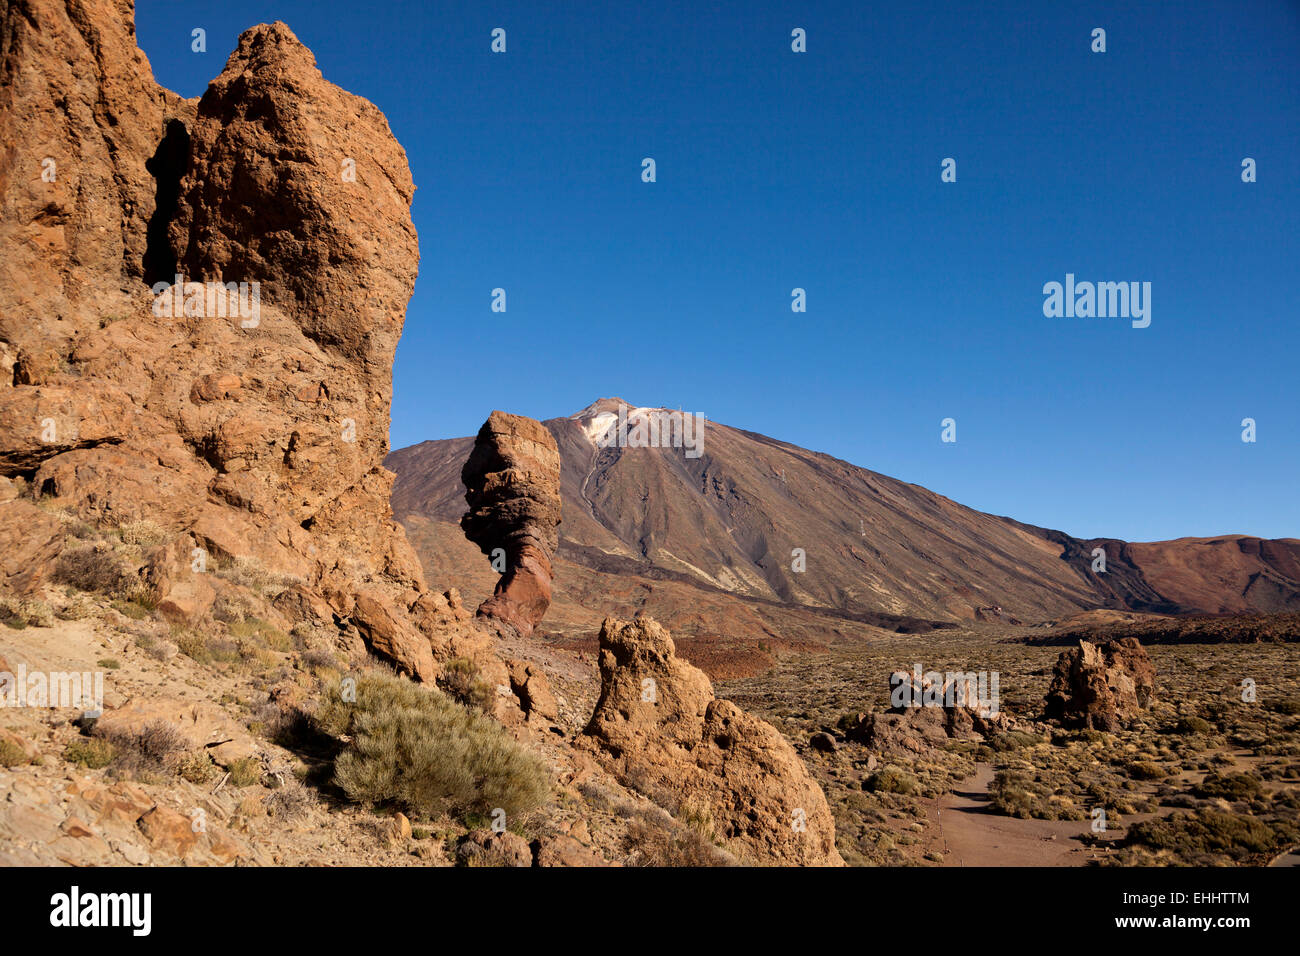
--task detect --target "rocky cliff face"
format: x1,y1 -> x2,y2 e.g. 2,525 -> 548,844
0,1 -> 430,674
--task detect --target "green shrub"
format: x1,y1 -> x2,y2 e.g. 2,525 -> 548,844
437,657 -> 496,713
1124,809 -> 1292,863
64,737 -> 116,769
864,765 -> 918,795
0,738 -> 30,768
1173,716 -> 1214,735
228,617 -> 292,652
317,672 -> 550,821
227,757 -> 262,788
1127,760 -> 1169,780
1194,771 -> 1263,801
178,751 -> 219,784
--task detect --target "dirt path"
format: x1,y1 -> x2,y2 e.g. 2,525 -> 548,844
930,764 -> 1096,866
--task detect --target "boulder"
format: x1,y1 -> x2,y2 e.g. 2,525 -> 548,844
507,658 -> 559,723
455,829 -> 532,868
532,833 -> 612,867
1045,637 -> 1156,731
350,591 -> 437,682
0,500 -> 63,594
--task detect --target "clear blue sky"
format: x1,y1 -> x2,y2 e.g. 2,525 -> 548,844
137,0 -> 1299,542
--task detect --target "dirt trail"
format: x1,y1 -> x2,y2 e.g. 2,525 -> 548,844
930,764 -> 1095,866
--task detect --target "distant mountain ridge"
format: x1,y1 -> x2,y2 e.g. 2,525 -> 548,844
386,400 -> 1300,662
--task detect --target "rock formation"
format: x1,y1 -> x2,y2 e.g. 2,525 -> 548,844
843,669 -> 1013,755
0,1 -> 440,678
461,411 -> 562,636
578,616 -> 844,866
1045,637 -> 1156,731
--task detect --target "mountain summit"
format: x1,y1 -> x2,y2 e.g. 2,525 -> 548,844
387,402 -> 1300,669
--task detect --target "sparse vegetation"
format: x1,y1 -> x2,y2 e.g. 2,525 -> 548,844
0,597 -> 54,629
438,656 -> 495,712
52,545 -> 130,594
316,672 -> 550,821
865,765 -> 918,795
1117,808 -> 1299,865
0,737 -> 30,768
227,757 -> 262,788
64,737 -> 116,769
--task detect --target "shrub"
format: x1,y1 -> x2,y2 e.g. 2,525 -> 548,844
97,720 -> 189,775
622,805 -> 734,866
0,597 -> 54,629
52,546 -> 129,594
1194,771 -> 1263,801
302,648 -> 339,672
985,730 -> 1045,752
1124,808 -> 1292,863
264,781 -> 318,822
227,757 -> 262,788
110,598 -> 151,620
0,738 -> 30,768
174,629 -> 211,663
1127,760 -> 1169,780
864,765 -> 918,795
1173,716 -> 1214,734
228,617 -> 292,652
116,519 -> 168,547
64,737 -> 116,769
178,751 -> 219,784
317,672 -> 550,820
438,656 -> 496,712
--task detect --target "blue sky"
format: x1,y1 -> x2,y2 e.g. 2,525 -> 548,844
137,1 -> 1299,542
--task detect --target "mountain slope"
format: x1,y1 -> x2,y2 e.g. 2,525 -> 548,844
387,400 -> 1300,648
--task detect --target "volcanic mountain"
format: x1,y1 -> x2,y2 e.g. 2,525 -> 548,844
387,399 -> 1300,673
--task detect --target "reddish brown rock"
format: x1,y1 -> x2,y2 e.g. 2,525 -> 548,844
137,806 -> 201,859
0,1 -> 441,680
578,616 -> 843,866
144,534 -> 216,624
189,373 -> 242,403
507,658 -> 559,723
532,833 -> 613,867
0,500 -> 63,594
351,590 -> 437,682
1045,637 -> 1156,731
461,412 -> 562,636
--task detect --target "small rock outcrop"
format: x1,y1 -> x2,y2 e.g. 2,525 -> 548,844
461,411 -> 562,636
1045,637 -> 1156,731
578,616 -> 844,866
843,669 -> 1013,754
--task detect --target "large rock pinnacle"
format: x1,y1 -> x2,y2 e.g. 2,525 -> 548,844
460,411 -> 562,636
